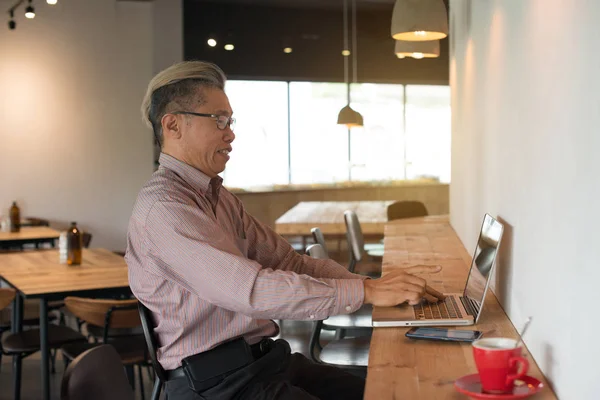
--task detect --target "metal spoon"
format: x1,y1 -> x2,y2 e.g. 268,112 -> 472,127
514,316 -> 532,348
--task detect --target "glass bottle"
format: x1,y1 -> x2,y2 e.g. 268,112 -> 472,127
9,201 -> 20,233
66,222 -> 82,265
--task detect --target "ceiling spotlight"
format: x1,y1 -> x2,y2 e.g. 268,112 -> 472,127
411,52 -> 425,59
47,0 -> 57,4
283,47 -> 292,54
207,38 -> 217,47
341,49 -> 350,56
224,44 -> 234,51
25,0 -> 35,19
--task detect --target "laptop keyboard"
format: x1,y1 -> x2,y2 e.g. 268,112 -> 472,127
414,296 -> 464,320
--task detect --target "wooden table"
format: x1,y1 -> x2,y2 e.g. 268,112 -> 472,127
0,227 -> 61,250
365,216 -> 557,399
0,248 -> 130,400
275,201 -> 394,236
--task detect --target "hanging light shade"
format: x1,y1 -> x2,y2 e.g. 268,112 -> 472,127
338,105 -> 364,128
395,39 -> 440,59
391,0 -> 448,41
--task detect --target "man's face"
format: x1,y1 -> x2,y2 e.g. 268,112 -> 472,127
179,87 -> 235,177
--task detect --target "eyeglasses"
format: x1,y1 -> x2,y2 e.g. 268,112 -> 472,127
171,111 -> 236,131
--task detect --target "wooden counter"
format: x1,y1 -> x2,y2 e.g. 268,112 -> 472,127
365,216 -> 556,399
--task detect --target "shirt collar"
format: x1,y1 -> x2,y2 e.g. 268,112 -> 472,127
158,153 -> 223,197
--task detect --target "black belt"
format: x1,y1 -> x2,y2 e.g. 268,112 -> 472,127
166,338 -> 273,381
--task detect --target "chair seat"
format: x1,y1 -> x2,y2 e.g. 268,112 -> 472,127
2,325 -> 86,353
319,336 -> 371,367
323,305 -> 372,329
86,324 -> 144,339
62,335 -> 147,365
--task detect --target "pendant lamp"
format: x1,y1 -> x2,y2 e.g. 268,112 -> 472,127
395,39 -> 440,59
391,0 -> 448,41
337,0 -> 363,128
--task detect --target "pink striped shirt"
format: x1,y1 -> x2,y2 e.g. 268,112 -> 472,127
125,153 -> 366,370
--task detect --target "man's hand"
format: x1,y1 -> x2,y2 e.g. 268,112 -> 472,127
363,265 -> 444,307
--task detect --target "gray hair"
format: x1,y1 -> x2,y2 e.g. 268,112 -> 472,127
141,61 -> 227,146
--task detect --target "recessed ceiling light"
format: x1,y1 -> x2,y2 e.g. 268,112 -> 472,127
224,44 -> 234,51
283,47 -> 293,54
207,38 -> 217,47
341,50 -> 351,56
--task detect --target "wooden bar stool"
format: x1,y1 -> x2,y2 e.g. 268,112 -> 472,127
60,297 -> 149,400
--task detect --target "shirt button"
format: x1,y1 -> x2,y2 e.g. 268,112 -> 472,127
345,306 -> 352,312
309,315 -> 315,319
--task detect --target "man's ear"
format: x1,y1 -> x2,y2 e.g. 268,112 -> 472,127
161,113 -> 182,141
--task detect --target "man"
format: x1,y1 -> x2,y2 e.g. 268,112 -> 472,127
126,61 -> 443,400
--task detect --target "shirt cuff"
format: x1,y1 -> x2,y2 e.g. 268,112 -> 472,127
331,279 -> 365,315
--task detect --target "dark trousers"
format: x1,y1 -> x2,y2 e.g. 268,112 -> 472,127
165,339 -> 365,400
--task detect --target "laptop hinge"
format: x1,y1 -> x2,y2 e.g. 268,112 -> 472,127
460,296 -> 480,317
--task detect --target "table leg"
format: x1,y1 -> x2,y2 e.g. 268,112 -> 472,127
12,294 -> 23,400
40,298 -> 50,400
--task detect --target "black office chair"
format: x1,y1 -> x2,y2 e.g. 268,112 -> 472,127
61,344 -> 135,400
305,244 -> 370,373
138,302 -> 167,400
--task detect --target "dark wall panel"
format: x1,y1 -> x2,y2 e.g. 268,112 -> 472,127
184,0 -> 449,84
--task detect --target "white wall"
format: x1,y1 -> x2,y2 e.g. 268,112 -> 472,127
450,0 -> 600,398
0,1 -> 157,251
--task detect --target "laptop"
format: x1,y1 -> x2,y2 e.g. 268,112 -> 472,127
371,213 -> 504,327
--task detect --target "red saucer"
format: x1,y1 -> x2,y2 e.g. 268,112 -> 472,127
454,374 -> 544,399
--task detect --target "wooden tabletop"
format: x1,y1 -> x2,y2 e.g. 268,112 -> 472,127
275,201 -> 394,236
365,216 -> 556,399
0,248 -> 129,297
0,227 -> 61,242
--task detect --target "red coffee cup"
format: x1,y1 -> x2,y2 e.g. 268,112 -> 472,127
472,338 -> 529,394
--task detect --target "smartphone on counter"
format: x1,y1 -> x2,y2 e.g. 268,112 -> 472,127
405,327 -> 483,343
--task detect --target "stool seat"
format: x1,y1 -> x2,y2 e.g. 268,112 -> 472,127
2,325 -> 86,353
319,336 -> 371,367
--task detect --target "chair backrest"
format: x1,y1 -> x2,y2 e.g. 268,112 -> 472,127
344,210 -> 364,268
386,201 -> 428,221
61,344 -> 134,400
82,232 -> 93,248
310,227 -> 329,256
64,297 -> 140,342
306,243 -> 328,260
138,302 -> 167,383
24,217 -> 50,227
0,288 -> 16,311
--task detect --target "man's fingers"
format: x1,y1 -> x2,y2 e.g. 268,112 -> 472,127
403,264 -> 442,275
426,285 -> 446,300
423,293 -> 439,303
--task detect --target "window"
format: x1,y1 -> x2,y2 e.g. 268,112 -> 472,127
289,82 -> 349,184
349,83 -> 405,182
405,85 -> 451,182
223,80 -> 450,189
222,80 -> 289,189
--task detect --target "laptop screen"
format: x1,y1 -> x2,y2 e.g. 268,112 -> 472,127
462,214 -> 504,322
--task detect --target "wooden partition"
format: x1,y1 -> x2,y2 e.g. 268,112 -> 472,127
232,182 -> 449,228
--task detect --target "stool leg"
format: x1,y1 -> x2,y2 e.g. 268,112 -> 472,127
13,354 -> 22,400
151,378 -> 162,400
138,365 -> 146,400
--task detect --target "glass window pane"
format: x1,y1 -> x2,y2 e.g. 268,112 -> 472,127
349,83 -> 405,182
289,82 -> 349,185
223,80 -> 289,189
405,85 -> 451,183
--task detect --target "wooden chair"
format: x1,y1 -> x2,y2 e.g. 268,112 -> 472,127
60,297 -> 148,400
61,344 -> 134,400
0,289 -> 86,400
138,302 -> 167,400
386,200 -> 428,221
306,244 -> 370,372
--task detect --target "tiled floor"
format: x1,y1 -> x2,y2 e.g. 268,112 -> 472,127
0,251 -> 379,399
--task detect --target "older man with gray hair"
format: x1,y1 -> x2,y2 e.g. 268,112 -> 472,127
126,61 -> 442,399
